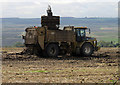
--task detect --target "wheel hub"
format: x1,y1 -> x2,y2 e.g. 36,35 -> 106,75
50,47 -> 56,55
85,46 -> 90,54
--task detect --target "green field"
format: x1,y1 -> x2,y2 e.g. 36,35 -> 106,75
91,31 -> 118,42
1,17 -> 118,46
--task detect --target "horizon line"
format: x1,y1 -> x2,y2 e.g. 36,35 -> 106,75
0,17 -> 118,19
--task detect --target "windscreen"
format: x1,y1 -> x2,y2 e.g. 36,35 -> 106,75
76,29 -> 86,37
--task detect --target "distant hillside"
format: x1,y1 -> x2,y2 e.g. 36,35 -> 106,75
1,17 -> 118,46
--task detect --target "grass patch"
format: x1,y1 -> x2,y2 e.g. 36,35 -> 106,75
23,67 -> 117,73
25,70 -> 49,73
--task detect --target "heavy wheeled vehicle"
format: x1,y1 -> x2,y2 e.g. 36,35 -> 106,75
23,6 -> 100,57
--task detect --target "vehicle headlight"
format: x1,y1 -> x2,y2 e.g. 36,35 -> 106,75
93,41 -> 97,46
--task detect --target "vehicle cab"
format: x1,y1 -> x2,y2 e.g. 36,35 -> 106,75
74,27 -> 88,42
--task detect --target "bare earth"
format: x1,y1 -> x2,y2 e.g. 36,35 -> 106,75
1,47 -> 119,83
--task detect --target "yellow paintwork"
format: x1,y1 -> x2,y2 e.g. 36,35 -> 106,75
36,26 -> 100,52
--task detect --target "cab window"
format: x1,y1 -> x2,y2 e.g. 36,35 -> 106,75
80,29 -> 85,37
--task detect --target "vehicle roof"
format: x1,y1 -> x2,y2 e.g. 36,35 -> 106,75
74,27 -> 88,29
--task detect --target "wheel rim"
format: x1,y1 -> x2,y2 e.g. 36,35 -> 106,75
49,47 -> 56,55
84,46 -> 91,54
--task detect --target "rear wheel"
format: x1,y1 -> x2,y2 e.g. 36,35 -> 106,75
46,44 -> 59,57
81,43 -> 93,56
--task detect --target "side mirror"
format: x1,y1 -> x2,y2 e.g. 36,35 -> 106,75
89,28 -> 91,34
22,35 -> 25,39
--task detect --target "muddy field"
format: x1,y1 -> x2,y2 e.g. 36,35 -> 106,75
1,47 -> 120,83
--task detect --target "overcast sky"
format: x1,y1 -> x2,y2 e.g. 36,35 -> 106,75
0,0 -> 119,18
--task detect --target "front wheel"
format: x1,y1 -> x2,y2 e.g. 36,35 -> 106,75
45,44 -> 59,57
81,43 -> 94,56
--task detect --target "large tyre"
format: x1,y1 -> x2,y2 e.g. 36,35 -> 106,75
46,44 -> 59,57
81,43 -> 94,56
